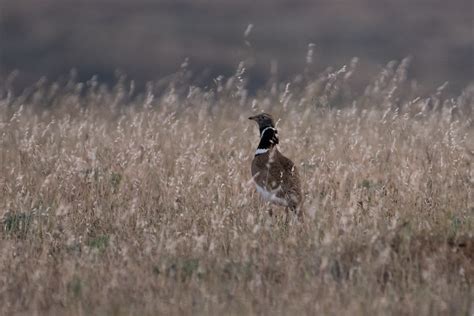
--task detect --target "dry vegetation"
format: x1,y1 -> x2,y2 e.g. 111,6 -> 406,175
0,60 -> 473,315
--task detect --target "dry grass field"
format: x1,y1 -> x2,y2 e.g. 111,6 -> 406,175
1,61 -> 473,315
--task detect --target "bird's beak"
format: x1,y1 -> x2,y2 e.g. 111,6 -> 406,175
248,115 -> 256,121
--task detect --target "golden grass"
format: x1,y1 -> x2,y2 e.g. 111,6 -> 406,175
0,62 -> 473,315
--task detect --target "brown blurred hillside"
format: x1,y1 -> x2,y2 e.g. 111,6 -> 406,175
1,0 -> 473,94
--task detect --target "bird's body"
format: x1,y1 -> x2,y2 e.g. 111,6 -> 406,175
249,113 -> 303,220
251,148 -> 302,208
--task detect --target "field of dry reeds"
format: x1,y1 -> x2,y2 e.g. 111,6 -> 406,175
1,61 -> 473,315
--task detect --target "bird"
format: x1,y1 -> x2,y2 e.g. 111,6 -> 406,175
248,113 -> 303,221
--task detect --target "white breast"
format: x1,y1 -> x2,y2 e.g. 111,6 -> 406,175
255,184 -> 288,206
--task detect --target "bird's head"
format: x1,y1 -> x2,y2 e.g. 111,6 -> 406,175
248,113 -> 275,131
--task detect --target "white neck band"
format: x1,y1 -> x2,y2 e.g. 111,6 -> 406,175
255,148 -> 269,155
260,126 -> 276,137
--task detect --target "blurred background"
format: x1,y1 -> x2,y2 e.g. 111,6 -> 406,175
1,0 -> 473,94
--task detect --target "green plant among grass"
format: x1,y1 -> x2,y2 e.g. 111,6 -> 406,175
110,172 -> 122,193
2,208 -> 51,239
3,212 -> 34,238
87,235 -> 109,252
68,276 -> 83,298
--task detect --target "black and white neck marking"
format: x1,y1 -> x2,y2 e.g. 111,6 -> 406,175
255,126 -> 279,156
